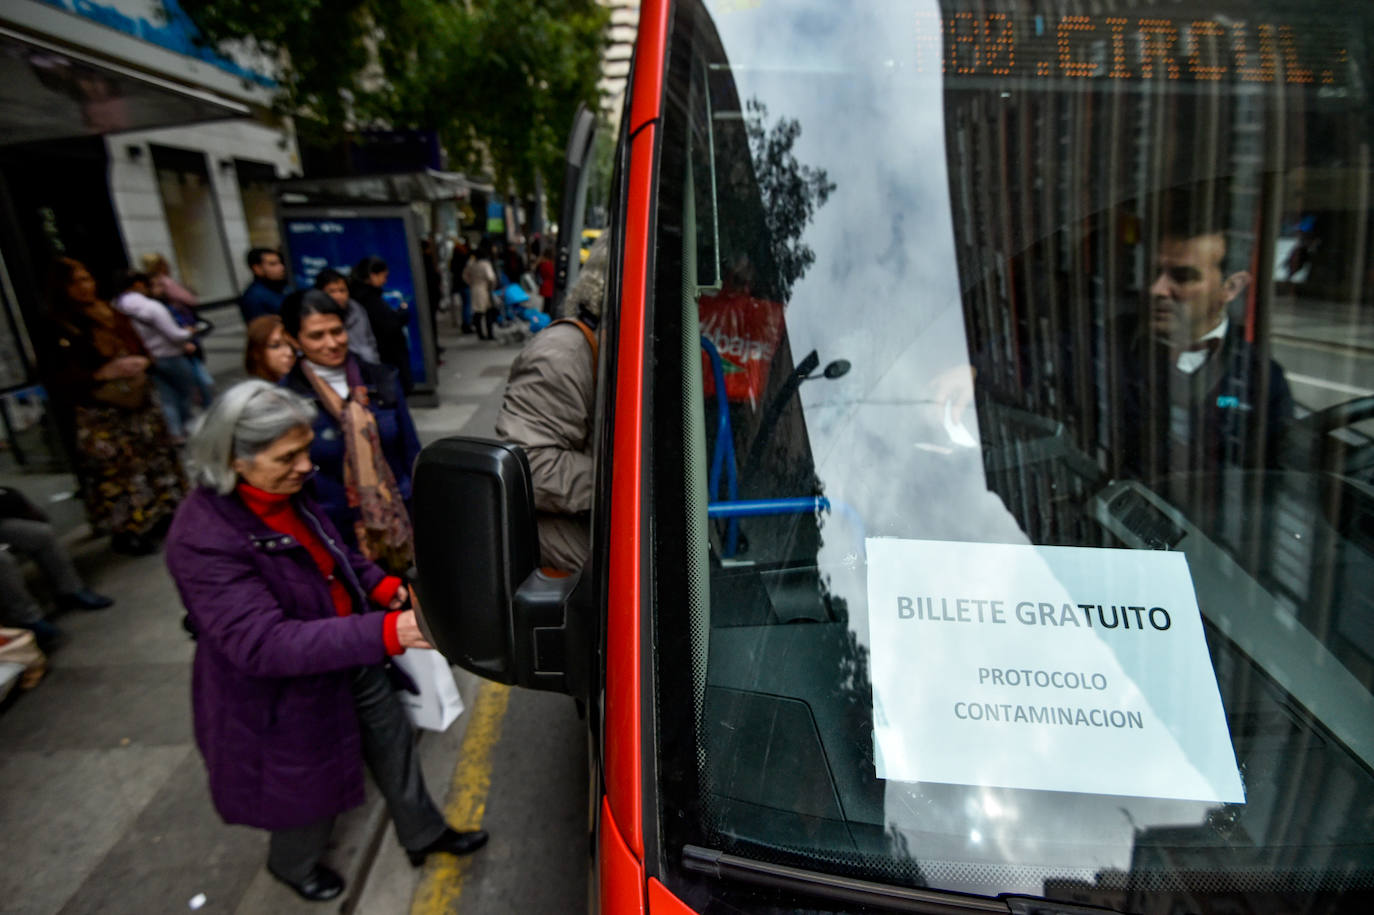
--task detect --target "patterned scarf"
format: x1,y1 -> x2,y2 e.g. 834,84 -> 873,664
301,359 -> 415,572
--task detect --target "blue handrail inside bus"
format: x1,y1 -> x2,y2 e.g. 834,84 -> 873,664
701,336 -> 742,554
707,497 -> 831,519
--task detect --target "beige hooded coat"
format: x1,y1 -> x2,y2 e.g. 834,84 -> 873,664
493,236 -> 609,571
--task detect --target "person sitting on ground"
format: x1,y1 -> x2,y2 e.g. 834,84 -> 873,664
0,485 -> 112,649
166,380 -> 487,904
494,233 -> 610,572
280,291 -> 421,571
239,247 -> 292,324
313,268 -> 380,364
244,315 -> 297,383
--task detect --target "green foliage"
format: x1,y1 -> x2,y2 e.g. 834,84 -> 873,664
173,0 -> 609,207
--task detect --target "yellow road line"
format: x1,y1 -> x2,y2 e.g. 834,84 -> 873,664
411,680 -> 513,914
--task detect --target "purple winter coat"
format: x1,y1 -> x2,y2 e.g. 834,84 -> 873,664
165,486 -> 394,831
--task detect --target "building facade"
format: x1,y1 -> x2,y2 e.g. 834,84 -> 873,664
0,0 -> 296,471
598,0 -> 640,122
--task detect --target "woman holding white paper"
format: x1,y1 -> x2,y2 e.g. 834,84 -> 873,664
164,380 -> 486,903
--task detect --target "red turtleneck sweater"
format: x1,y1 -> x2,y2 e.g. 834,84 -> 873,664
238,483 -> 404,655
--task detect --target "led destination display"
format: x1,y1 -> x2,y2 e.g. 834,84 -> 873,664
909,11 -> 1355,87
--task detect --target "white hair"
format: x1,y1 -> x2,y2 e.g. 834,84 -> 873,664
187,380 -> 318,494
564,232 -> 610,318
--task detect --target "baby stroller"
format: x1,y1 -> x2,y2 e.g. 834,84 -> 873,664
492,282 -> 552,344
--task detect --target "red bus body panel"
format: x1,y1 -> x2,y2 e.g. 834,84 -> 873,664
629,0 -> 671,135
600,795 -> 647,914
605,0 -> 669,864
604,1 -> 691,911
604,117 -> 656,861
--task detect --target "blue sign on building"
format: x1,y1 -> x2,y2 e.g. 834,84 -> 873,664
282,211 -> 432,388
38,0 -> 277,88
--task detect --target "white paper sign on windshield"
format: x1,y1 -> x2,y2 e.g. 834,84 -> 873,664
866,538 -> 1245,803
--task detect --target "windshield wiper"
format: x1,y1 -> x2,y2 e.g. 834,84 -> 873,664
682,845 -> 1125,915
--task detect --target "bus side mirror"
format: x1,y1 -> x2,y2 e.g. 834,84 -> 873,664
410,437 -> 578,694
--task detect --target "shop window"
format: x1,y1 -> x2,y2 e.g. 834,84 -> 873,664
235,159 -> 281,251
150,145 -> 236,301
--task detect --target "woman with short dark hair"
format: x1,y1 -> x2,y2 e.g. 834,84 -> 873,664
280,291 -> 421,572
349,256 -> 413,393
167,380 -> 486,902
313,267 -> 380,364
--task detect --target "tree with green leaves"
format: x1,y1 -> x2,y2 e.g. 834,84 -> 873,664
173,0 -> 609,211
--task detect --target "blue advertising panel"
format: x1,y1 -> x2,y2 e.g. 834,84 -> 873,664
281,211 -> 431,388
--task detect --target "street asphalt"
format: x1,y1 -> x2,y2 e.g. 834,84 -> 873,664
0,305 -> 589,914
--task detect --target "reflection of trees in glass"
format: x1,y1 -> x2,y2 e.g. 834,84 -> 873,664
742,99 -> 837,302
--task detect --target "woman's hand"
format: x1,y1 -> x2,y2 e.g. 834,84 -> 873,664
389,585 -> 410,610
394,609 -> 433,650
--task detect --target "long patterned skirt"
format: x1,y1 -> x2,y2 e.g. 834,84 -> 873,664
73,402 -> 187,536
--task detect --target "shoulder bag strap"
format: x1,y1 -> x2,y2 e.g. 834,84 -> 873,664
550,318 -> 598,381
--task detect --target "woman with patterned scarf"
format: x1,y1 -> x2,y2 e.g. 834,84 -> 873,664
279,290 -> 420,572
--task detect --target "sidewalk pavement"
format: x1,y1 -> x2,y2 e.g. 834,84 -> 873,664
0,309 -> 523,915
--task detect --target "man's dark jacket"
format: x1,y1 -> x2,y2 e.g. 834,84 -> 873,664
1115,318 -> 1293,482
350,281 -> 413,394
238,279 -> 289,324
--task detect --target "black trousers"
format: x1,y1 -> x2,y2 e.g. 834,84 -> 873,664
267,665 -> 446,881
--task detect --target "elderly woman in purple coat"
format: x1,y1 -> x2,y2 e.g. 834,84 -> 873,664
165,380 -> 487,903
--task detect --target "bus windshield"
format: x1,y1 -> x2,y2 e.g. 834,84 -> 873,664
648,0 -> 1374,909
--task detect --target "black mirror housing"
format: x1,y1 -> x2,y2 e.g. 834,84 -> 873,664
411,437 -> 540,684
411,437 -> 587,697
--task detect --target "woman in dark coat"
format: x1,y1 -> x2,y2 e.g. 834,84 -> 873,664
165,380 -> 486,903
44,257 -> 186,555
349,256 -> 413,394
280,291 -> 421,572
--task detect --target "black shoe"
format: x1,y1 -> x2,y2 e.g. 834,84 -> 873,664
406,827 -> 489,866
19,619 -> 61,652
58,589 -> 114,611
268,864 -> 344,902
110,533 -> 155,556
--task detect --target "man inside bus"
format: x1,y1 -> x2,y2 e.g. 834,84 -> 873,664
1113,191 -> 1294,484
934,186 -> 1293,489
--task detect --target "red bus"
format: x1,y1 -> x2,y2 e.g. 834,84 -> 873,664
415,0 -> 1374,911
